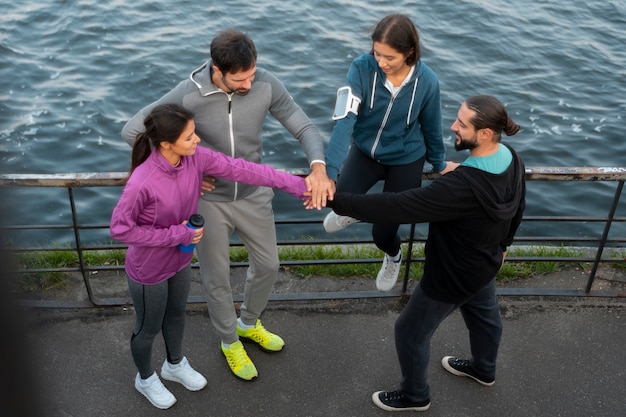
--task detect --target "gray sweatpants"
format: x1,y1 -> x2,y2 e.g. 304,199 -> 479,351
127,265 -> 191,378
196,187 -> 278,344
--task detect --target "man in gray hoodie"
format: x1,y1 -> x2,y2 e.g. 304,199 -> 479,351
121,29 -> 334,381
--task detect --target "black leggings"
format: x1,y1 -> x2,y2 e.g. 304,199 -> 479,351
336,146 -> 425,256
127,265 -> 192,379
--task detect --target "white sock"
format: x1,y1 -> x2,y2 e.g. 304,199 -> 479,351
389,250 -> 401,263
237,318 -> 254,330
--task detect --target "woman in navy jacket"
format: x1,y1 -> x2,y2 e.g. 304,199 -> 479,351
324,14 -> 455,291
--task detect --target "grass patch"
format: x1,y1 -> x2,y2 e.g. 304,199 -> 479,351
607,250 -> 626,271
496,245 -> 585,282
9,243 -> 625,292
14,248 -> 127,292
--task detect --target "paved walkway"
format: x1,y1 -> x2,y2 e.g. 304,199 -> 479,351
11,292 -> 626,417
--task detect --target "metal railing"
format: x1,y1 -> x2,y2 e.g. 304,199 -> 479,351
1,167 -> 625,307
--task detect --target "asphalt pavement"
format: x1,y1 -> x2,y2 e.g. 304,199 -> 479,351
10,291 -> 626,417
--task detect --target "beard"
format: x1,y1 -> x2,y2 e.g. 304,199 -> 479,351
221,76 -> 251,96
454,135 -> 478,151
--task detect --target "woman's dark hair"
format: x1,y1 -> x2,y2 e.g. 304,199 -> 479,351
210,29 -> 257,74
465,95 -> 521,141
370,14 -> 421,66
129,103 -> 195,174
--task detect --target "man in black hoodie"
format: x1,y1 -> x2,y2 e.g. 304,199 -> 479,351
327,95 -> 526,412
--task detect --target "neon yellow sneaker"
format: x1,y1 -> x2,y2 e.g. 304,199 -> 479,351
221,341 -> 258,381
237,319 -> 285,352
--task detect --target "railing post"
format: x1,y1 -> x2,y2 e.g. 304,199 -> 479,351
402,223 -> 416,294
68,187 -> 96,305
585,180 -> 624,293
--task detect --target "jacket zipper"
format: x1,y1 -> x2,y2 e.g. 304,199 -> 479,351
370,96 -> 394,159
227,93 -> 238,200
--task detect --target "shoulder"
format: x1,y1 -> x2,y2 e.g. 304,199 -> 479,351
252,67 -> 289,94
253,67 -> 280,84
124,164 -> 158,194
351,54 -> 377,70
415,60 -> 439,82
193,146 -> 216,159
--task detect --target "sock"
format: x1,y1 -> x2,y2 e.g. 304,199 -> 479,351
140,371 -> 156,382
167,360 -> 181,368
237,317 -> 255,330
390,250 -> 401,262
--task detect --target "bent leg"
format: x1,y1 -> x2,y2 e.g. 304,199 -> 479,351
372,156 -> 425,255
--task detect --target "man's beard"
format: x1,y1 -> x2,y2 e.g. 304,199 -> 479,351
221,76 -> 250,96
454,135 -> 478,151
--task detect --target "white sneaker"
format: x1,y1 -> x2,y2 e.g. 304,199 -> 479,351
135,372 -> 177,409
161,356 -> 207,391
323,210 -> 360,233
376,250 -> 402,291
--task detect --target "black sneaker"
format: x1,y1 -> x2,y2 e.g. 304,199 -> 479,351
441,356 -> 495,386
372,390 -> 431,412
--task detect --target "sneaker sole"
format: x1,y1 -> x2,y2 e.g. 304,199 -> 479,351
322,214 -> 360,233
239,335 -> 284,353
161,372 -> 207,391
135,382 -> 177,409
371,391 -> 431,412
441,357 -> 495,387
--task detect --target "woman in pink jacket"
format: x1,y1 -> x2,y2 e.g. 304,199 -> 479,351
110,103 -> 307,409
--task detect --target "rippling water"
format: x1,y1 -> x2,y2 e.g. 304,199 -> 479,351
1,0 -> 625,244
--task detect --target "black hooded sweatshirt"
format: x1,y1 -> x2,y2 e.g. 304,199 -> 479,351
327,143 -> 526,303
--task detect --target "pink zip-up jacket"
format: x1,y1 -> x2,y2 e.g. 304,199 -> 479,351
110,147 -> 307,284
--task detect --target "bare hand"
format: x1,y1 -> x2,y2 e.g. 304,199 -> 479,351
191,227 -> 204,244
439,161 -> 460,175
201,176 -> 216,195
304,162 -> 335,210
181,220 -> 204,244
302,191 -> 318,210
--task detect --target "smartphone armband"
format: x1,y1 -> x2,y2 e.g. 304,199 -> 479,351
332,86 -> 361,120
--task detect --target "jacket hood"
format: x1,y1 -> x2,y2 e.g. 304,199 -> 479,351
189,61 -> 221,96
460,143 -> 526,223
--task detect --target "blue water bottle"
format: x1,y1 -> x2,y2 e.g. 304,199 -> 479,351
178,214 -> 205,253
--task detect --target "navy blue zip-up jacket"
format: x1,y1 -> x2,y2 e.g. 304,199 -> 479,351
325,54 -> 446,181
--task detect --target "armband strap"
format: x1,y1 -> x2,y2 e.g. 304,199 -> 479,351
332,86 -> 361,120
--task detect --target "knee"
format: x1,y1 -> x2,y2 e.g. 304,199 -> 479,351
372,226 -> 399,252
253,257 -> 280,277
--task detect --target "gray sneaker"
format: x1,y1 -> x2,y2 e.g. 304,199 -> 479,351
376,250 -> 402,291
135,372 -> 177,409
161,356 -> 207,391
323,210 -> 360,233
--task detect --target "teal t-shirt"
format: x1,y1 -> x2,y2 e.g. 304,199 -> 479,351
461,144 -> 512,174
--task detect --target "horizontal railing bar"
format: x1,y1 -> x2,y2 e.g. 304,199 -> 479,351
2,216 -> 625,233
2,166 -> 626,188
2,169 -> 625,306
